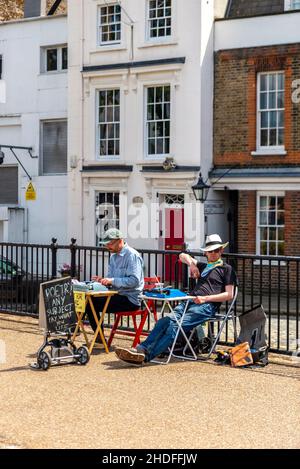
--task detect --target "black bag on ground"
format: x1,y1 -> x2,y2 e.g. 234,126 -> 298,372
237,304 -> 269,365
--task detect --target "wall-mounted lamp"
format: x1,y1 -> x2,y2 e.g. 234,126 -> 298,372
0,144 -> 38,180
192,166 -> 238,203
191,173 -> 211,203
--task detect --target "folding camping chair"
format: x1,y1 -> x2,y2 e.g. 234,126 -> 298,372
107,276 -> 159,348
183,281 -> 239,360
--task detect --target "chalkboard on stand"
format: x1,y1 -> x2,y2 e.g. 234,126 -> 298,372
39,277 -> 77,333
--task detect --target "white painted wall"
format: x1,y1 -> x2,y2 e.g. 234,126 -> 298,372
215,11 -> 300,51
0,15 -> 68,244
68,0 -> 216,251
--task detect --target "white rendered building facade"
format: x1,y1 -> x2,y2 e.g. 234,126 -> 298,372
0,12 -> 68,244
68,0 -> 217,252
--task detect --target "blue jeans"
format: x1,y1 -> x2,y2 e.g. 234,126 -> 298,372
137,301 -> 217,362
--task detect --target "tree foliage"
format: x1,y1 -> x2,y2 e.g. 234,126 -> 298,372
0,0 -> 67,22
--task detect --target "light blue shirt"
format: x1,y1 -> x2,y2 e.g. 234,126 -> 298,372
108,244 -> 144,305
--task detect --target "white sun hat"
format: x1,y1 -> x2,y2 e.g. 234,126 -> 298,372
200,234 -> 229,252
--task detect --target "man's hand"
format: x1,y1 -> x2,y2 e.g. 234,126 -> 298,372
190,263 -> 200,279
100,278 -> 113,286
91,275 -> 102,282
194,296 -> 208,304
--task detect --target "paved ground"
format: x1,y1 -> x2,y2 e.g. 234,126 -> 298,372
0,313 -> 299,449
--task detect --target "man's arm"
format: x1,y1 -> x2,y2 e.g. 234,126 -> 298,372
179,253 -> 197,266
179,253 -> 200,278
193,284 -> 234,304
102,255 -> 143,289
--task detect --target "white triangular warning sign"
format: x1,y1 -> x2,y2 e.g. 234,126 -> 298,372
26,181 -> 36,201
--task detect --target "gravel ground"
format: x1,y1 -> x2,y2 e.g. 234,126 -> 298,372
0,313 -> 299,449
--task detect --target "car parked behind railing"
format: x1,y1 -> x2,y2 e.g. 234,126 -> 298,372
0,256 -> 44,314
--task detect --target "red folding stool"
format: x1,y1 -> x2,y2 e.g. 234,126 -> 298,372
107,277 -> 159,348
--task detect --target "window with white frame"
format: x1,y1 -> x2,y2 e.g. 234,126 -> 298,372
95,192 -> 120,245
257,195 -> 285,256
40,120 -> 68,175
42,45 -> 68,73
258,72 -> 285,149
97,89 -> 120,158
147,0 -> 172,39
146,85 -> 170,157
285,0 -> 300,10
98,3 -> 121,45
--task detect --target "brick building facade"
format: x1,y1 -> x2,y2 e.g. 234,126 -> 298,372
214,42 -> 300,255
213,2 -> 300,293
214,44 -> 300,169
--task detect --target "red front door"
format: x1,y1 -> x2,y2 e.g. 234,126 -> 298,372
164,207 -> 184,283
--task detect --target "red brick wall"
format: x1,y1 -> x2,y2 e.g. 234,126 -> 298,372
238,191 -> 256,254
236,191 -> 300,294
214,43 -> 300,293
214,43 -> 300,166
237,191 -> 300,256
285,191 -> 300,256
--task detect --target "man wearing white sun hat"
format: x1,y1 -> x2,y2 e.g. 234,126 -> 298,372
115,234 -> 235,365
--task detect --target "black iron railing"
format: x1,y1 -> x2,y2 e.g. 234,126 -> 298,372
0,239 -> 299,355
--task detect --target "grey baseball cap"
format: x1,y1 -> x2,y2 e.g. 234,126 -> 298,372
99,228 -> 124,245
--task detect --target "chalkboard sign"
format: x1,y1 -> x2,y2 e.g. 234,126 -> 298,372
38,277 -> 77,333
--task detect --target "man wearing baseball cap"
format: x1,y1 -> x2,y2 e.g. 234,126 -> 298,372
115,234 -> 235,365
85,228 -> 144,339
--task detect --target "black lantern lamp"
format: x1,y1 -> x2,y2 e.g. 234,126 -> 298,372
192,172 -> 211,203
192,166 -> 239,203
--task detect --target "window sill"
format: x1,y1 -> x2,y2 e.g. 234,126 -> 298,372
39,71 -> 67,75
137,38 -> 179,49
145,154 -> 171,160
90,45 -> 127,54
251,149 -> 287,156
40,173 -> 67,176
90,159 -> 124,164
94,157 -> 121,162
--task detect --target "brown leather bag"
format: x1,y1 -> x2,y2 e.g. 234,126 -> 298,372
229,342 -> 253,367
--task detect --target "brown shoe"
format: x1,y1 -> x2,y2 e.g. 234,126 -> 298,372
115,347 -> 145,365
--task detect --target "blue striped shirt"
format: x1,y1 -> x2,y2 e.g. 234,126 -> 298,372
108,244 -> 144,305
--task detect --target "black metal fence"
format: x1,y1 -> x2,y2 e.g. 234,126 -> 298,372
1,239 -> 299,356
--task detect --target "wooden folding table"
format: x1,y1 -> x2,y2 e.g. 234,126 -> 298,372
72,290 -> 118,354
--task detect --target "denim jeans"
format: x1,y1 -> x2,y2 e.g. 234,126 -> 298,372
137,301 -> 217,362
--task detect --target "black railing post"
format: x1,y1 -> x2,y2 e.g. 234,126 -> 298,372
70,238 -> 77,278
50,238 -> 58,279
